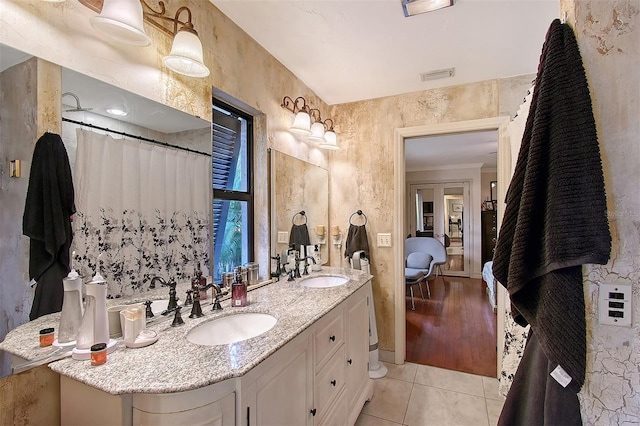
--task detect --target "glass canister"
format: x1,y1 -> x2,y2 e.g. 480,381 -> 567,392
246,262 -> 259,286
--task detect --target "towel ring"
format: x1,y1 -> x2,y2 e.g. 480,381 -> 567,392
292,210 -> 307,225
349,210 -> 367,226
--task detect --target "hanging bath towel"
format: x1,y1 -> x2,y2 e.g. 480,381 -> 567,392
23,132 -> 76,320
289,224 -> 311,248
492,19 -> 610,425
344,224 -> 370,260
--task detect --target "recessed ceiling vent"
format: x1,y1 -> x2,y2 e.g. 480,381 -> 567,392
420,67 -> 455,82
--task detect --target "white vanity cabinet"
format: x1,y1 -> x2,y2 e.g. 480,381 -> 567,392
59,280 -> 374,426
242,282 -> 373,426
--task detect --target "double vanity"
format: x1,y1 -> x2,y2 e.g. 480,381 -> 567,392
1,268 -> 374,425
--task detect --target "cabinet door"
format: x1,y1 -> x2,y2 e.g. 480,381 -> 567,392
255,339 -> 314,426
133,393 -> 235,426
345,290 -> 369,409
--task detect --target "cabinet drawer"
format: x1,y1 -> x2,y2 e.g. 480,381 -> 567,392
315,307 -> 344,370
318,388 -> 348,426
315,346 -> 345,420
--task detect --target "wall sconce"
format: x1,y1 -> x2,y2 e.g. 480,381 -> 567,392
315,225 -> 326,245
281,96 -> 312,135
281,95 -> 339,150
331,225 -> 342,246
79,0 -> 209,77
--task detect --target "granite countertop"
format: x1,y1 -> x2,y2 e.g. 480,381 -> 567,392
0,267 -> 371,395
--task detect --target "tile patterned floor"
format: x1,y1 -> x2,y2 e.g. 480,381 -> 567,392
356,362 -> 505,426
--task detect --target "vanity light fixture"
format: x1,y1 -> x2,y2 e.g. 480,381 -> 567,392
90,0 -> 152,46
281,96 -> 339,149
281,96 -> 312,135
79,0 -> 209,77
318,119 -> 339,150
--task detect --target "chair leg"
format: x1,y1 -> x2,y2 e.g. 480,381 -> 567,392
417,280 -> 425,300
409,287 -> 415,310
424,278 -> 431,299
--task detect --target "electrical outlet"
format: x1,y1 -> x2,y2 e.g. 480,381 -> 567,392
277,231 -> 288,244
377,233 -> 392,247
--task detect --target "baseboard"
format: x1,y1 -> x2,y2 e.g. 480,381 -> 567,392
379,349 -> 395,364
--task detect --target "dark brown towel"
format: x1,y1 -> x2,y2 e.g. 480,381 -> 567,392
344,224 -> 370,260
289,224 -> 311,248
23,132 -> 75,320
492,19 -> 611,392
498,330 -> 582,426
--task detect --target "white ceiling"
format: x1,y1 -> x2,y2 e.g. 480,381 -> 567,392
211,0 -> 558,105
211,0 -> 557,169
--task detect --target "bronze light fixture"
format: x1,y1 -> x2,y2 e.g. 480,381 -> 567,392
78,0 -> 209,77
281,96 -> 338,150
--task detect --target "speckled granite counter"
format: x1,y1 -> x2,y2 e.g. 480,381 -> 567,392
0,267 -> 371,395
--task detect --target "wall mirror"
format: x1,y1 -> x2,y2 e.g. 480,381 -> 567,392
270,150 -> 329,271
490,180 -> 497,202
1,43 -> 213,304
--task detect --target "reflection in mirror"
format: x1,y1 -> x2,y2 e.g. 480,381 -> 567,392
0,43 -> 213,304
270,150 -> 329,272
61,69 -> 212,299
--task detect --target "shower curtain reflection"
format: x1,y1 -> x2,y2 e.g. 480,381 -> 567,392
72,129 -> 210,297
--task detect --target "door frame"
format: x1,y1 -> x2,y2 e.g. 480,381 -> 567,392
393,117 -> 511,375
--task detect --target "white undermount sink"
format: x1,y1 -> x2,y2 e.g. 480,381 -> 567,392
186,313 -> 277,346
299,274 -> 350,288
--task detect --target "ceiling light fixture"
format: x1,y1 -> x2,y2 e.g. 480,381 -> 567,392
106,108 -> 128,116
79,0 -> 209,77
281,96 -> 339,150
402,0 -> 454,17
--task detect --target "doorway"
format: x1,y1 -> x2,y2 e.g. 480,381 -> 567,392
409,181 -> 470,277
393,117 -> 511,375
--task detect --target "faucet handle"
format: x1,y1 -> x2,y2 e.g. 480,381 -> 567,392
170,306 -> 185,327
184,289 -> 193,306
144,300 -> 154,319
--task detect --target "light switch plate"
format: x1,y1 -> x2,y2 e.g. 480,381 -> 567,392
377,233 -> 392,247
277,231 -> 288,244
598,283 -> 632,327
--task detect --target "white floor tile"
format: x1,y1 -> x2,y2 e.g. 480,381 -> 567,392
404,384 -> 489,426
362,377 -> 413,424
486,398 -> 504,426
355,413 -> 404,426
383,361 -> 418,383
414,364 -> 485,397
482,376 -> 505,401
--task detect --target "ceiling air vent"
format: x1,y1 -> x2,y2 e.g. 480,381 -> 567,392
420,67 -> 455,82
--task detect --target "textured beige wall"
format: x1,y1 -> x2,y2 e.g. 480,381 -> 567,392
565,0 -> 640,423
327,80 -> 528,351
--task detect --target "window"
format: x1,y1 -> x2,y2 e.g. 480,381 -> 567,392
212,100 -> 253,281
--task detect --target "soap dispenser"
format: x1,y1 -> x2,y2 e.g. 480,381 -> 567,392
56,268 -> 84,346
312,244 -> 322,271
231,266 -> 247,307
72,270 -> 118,360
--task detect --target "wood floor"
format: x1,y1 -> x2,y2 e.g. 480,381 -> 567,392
406,275 -> 497,377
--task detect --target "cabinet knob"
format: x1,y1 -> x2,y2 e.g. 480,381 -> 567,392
492,226 -> 496,231
329,335 -> 336,342
347,358 -> 353,365
331,379 -> 337,386
310,409 -> 317,416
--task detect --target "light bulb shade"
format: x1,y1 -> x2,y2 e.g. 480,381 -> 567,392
308,121 -> 326,143
90,0 -> 151,46
163,29 -> 210,77
290,111 -> 312,135
319,130 -> 339,150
